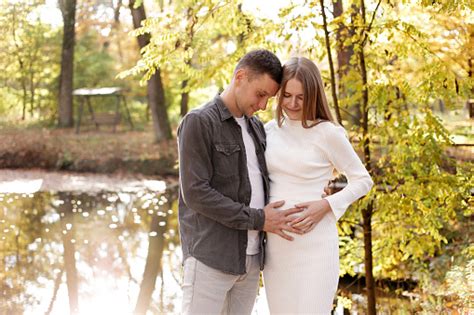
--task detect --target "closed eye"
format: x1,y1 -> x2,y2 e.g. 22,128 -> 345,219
283,93 -> 303,100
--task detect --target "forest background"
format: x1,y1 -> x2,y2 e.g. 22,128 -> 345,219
0,0 -> 473,314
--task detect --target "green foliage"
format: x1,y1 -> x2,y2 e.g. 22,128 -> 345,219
277,0 -> 472,310
0,0 -> 62,122
121,3 -> 472,303
0,0 -> 144,125
74,32 -> 117,89
366,109 -> 469,278
1,0 -> 472,309
119,0 -> 282,119
416,230 -> 473,313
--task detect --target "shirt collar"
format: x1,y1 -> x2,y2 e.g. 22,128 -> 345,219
214,94 -> 235,121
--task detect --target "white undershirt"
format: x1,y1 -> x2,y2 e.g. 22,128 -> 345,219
235,116 -> 264,255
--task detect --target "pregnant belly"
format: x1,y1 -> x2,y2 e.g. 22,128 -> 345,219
265,208 -> 339,271
268,188 -> 338,243
269,180 -> 327,207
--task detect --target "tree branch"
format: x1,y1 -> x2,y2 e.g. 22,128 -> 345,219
361,0 -> 383,47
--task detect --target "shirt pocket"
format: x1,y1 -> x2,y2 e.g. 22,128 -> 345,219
213,143 -> 241,177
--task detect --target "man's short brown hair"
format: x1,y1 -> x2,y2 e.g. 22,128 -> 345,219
235,49 -> 283,84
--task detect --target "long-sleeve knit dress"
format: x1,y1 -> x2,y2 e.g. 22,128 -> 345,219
263,119 -> 373,314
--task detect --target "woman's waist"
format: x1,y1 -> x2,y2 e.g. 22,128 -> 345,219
269,185 -> 327,204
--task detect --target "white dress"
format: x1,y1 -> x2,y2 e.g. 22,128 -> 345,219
263,119 -> 373,314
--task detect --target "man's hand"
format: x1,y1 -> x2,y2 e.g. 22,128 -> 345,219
263,200 -> 304,241
322,175 -> 347,197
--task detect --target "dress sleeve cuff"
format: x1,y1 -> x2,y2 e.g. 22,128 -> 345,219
324,195 -> 349,221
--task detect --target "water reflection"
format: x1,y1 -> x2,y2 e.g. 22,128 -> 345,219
0,175 -> 416,314
0,186 -> 180,314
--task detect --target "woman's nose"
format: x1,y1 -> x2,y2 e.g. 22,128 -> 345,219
289,97 -> 297,108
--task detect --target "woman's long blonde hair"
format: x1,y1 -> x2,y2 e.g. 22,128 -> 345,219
276,57 -> 335,128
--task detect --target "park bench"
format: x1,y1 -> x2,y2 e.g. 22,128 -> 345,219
73,87 -> 133,133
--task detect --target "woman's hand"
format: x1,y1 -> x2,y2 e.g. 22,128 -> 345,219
290,199 -> 332,234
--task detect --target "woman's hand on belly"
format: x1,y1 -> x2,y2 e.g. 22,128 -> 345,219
290,199 -> 332,233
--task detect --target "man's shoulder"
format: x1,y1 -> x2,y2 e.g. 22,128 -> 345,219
186,99 -> 219,121
177,101 -> 217,135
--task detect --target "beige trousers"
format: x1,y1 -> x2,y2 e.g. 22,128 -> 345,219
181,255 -> 260,315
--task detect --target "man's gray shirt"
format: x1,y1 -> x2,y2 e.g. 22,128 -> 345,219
177,95 -> 269,275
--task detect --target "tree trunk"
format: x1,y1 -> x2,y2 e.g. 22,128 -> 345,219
134,206 -> 169,313
362,201 -> 376,315
17,60 -> 27,121
58,0 -> 76,127
180,80 -> 189,117
468,26 -> 474,118
237,4 -> 252,45
29,70 -> 35,118
179,8 -> 196,118
112,0 -> 124,63
129,0 -> 172,141
11,6 -> 28,121
358,2 -> 372,168
333,0 -> 349,79
113,0 -> 122,23
359,49 -> 371,165
45,268 -> 64,315
333,0 -> 361,126
358,0 -> 375,312
21,79 -> 27,120
320,0 -> 343,125
58,192 -> 79,314
469,58 -> 474,118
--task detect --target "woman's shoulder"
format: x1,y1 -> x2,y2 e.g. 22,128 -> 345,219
316,120 -> 344,131
316,121 -> 348,141
264,119 -> 278,133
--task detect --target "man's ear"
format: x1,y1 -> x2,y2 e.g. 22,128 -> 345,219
234,68 -> 247,86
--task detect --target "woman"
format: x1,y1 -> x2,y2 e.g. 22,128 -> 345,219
263,57 -> 373,314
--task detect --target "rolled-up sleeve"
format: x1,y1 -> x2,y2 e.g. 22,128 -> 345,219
178,113 -> 265,230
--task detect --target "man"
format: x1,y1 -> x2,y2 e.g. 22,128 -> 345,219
177,49 -> 303,314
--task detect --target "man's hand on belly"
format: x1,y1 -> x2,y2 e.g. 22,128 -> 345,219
263,200 -> 304,241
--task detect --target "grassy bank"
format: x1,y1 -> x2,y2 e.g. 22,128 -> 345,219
0,126 -> 178,176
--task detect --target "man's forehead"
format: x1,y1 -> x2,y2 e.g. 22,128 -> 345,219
253,74 -> 280,95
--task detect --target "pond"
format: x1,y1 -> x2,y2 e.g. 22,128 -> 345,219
0,171 -> 185,314
0,171 -> 413,314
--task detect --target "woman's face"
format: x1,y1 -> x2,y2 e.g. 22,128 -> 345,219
281,78 -> 304,120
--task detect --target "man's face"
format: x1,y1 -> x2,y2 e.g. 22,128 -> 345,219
234,70 -> 280,118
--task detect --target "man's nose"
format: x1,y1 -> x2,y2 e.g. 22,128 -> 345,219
258,99 -> 268,110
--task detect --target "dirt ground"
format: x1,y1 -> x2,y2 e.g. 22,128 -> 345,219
0,126 -> 178,176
